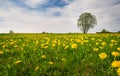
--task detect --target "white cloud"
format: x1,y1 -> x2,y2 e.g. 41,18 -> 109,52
21,0 -> 47,8
0,0 -> 120,33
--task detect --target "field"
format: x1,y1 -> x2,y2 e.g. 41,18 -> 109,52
0,33 -> 120,76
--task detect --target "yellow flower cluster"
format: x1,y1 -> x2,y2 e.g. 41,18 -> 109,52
99,52 -> 107,59
49,61 -> 54,65
93,48 -> 99,52
112,52 -> 120,57
117,47 -> 120,51
34,66 -> 39,71
71,44 -> 77,49
101,42 -> 106,46
0,51 -> 4,54
41,54 -> 46,59
111,61 -> 120,68
15,60 -> 22,64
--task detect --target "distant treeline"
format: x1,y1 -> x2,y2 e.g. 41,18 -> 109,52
96,29 -> 120,34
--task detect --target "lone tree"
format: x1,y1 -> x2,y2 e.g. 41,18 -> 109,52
77,12 -> 97,34
9,30 -> 14,34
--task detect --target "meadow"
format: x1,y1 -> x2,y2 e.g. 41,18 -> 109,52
0,33 -> 120,76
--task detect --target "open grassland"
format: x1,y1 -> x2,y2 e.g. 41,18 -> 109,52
0,33 -> 120,76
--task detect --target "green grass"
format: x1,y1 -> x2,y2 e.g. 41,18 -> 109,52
0,33 -> 120,76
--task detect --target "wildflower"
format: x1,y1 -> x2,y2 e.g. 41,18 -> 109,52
64,45 -> 69,49
91,38 -> 95,40
61,58 -> 66,62
84,40 -> 89,43
0,51 -> 4,54
117,67 -> 120,75
76,39 -> 81,43
93,48 -> 99,51
36,41 -> 39,44
96,42 -> 99,45
52,44 -> 56,47
71,43 -> 77,49
15,60 -> 22,64
99,52 -> 107,59
117,47 -> 120,51
111,61 -> 120,68
111,39 -> 117,43
35,66 -> 39,71
101,42 -> 106,46
112,52 -> 120,57
99,46 -> 103,49
41,54 -> 46,59
49,61 -> 54,65
109,43 -> 113,47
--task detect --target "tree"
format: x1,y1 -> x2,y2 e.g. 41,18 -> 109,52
117,31 -> 120,33
9,30 -> 14,34
101,29 -> 110,33
77,12 -> 97,34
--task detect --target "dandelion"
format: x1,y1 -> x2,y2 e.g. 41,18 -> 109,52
61,58 -> 66,62
112,52 -> 120,57
99,46 -> 103,49
96,42 -> 99,45
117,67 -> 120,75
84,40 -> 89,43
76,39 -> 81,43
111,61 -> 120,68
35,66 -> 39,71
93,48 -> 99,51
101,42 -> 106,46
64,45 -> 69,49
41,54 -> 46,59
91,38 -> 95,40
99,52 -> 107,59
0,51 -> 4,54
109,43 -> 113,47
111,39 -> 117,43
36,41 -> 39,44
49,61 -> 54,65
52,44 -> 56,47
15,60 -> 22,64
117,47 -> 120,51
71,43 -> 77,49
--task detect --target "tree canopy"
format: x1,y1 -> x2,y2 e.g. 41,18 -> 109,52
77,12 -> 97,34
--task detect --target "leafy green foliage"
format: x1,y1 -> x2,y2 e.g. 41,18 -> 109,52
78,12 -> 97,34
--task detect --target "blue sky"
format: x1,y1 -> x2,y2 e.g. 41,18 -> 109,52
0,0 -> 120,33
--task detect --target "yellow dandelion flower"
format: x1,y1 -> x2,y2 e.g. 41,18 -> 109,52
49,61 -> 54,65
93,48 -> 99,52
111,39 -> 117,43
64,45 -> 69,49
84,40 -> 89,43
91,38 -> 95,40
112,52 -> 120,57
76,39 -> 81,43
111,61 -> 120,68
99,52 -> 107,59
35,66 -> 39,71
71,43 -> 77,49
109,43 -> 113,47
96,42 -> 99,45
15,60 -> 22,64
41,54 -> 46,59
61,58 -> 66,62
117,47 -> 120,51
101,42 -> 106,46
99,46 -> 103,49
0,51 -> 4,54
52,44 -> 56,47
117,67 -> 120,75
